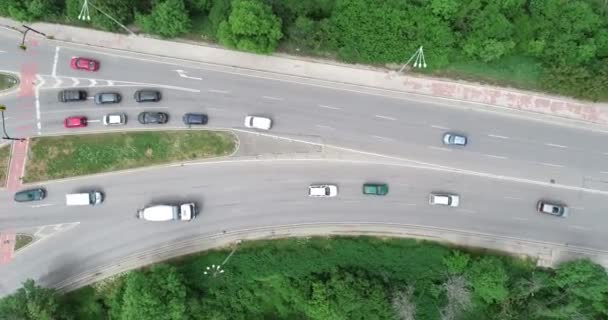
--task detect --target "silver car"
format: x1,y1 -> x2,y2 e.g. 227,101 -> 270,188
537,201 -> 568,217
443,133 -> 467,146
102,113 -> 127,126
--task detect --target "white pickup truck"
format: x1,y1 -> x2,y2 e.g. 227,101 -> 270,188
137,203 -> 197,222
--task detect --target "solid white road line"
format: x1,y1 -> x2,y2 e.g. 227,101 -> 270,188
318,104 -> 340,110
51,46 -> 60,77
545,143 -> 568,149
375,114 -> 397,121
428,146 -> 452,152
372,135 -> 394,142
31,203 -> 55,208
431,125 -> 449,130
488,134 -> 509,139
35,75 -> 45,133
208,89 -> 229,94
539,162 -> 564,168
262,95 -> 284,101
484,154 -> 508,159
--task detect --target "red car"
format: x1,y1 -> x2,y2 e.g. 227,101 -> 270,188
64,116 -> 87,128
70,57 -> 99,71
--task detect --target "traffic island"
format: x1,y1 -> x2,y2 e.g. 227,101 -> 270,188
23,130 -> 237,182
13,234 -> 33,252
0,72 -> 19,92
0,144 -> 10,187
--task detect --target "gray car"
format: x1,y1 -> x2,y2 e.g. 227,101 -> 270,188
134,90 -> 161,102
14,188 -> 46,202
94,92 -> 121,105
183,113 -> 208,125
443,133 -> 467,146
138,112 -> 168,124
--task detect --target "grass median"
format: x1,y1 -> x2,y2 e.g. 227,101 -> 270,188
0,144 -> 10,187
24,130 -> 237,182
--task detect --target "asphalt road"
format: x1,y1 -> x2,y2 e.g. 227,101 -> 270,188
1,31 -> 608,294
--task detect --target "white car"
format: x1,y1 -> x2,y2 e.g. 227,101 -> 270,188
309,184 -> 338,197
244,115 -> 272,130
102,113 -> 126,126
429,193 -> 459,207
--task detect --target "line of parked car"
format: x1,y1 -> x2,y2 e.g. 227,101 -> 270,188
306,183 -> 568,217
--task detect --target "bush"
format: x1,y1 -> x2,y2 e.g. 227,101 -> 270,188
136,0 -> 191,38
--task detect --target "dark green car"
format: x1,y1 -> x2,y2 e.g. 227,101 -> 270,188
14,188 -> 46,202
362,183 -> 389,196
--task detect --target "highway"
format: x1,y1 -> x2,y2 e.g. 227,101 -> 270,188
1,31 -> 608,295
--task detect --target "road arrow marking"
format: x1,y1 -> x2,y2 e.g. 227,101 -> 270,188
174,69 -> 202,80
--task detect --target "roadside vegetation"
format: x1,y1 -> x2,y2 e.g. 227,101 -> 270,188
0,237 -> 607,319
0,144 -> 10,187
1,0 -> 607,101
23,130 -> 236,182
13,234 -> 33,251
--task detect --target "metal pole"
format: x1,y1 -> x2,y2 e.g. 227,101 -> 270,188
87,1 -> 135,36
19,26 -> 47,51
0,106 -> 26,141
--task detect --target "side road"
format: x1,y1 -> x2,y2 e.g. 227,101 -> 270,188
51,222 -> 608,293
2,18 -> 608,127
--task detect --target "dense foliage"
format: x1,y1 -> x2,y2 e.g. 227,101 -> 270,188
1,237 -> 607,320
1,0 -> 607,99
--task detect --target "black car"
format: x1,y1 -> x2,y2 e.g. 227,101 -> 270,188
14,188 -> 46,202
138,112 -> 169,124
182,113 -> 208,125
58,90 -> 87,102
134,90 -> 161,102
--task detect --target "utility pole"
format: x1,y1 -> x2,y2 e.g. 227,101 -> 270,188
398,46 -> 427,73
0,105 -> 26,141
78,0 -> 135,36
19,25 -> 47,51
203,240 -> 242,278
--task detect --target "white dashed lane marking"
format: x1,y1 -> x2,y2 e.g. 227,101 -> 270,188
431,125 -> 449,130
318,104 -> 341,110
488,134 -> 509,139
262,96 -> 283,101
484,154 -> 508,159
538,162 -> 564,168
375,115 -> 397,121
545,143 -> 568,149
428,146 -> 451,152
372,135 -> 394,142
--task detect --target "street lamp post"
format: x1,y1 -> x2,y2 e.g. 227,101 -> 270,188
78,0 -> 135,36
398,46 -> 427,73
0,105 -> 26,141
203,240 -> 242,278
19,25 -> 47,51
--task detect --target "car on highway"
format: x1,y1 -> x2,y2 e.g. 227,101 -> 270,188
244,115 -> 272,130
429,193 -> 459,207
183,113 -> 208,125
308,184 -> 338,197
70,57 -> 99,71
134,90 -> 161,103
14,188 -> 46,202
537,200 -> 568,217
64,116 -> 87,128
138,111 -> 168,124
94,92 -> 121,105
363,183 -> 389,196
58,89 -> 87,102
102,113 -> 127,126
66,191 -> 104,206
443,133 -> 467,146
137,203 -> 197,222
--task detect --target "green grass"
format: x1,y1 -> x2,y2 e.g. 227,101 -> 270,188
430,55 -> 543,91
24,130 -> 237,182
0,144 -> 10,187
0,73 -> 19,91
14,234 -> 33,251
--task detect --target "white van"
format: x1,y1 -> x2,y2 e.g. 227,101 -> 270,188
66,191 -> 104,206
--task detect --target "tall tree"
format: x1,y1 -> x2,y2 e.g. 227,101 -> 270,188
136,0 -> 191,38
0,279 -> 61,320
120,264 -> 187,320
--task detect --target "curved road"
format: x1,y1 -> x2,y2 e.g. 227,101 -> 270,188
1,31 -> 608,294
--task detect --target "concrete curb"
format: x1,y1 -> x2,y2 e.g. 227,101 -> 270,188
51,222 -> 608,293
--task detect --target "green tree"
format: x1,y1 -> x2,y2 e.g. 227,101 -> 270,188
442,251 -> 470,275
136,0 -> 191,38
466,257 -> 509,305
120,264 -> 187,320
217,0 -> 283,53
88,0 -> 135,32
287,16 -> 331,52
0,279 -> 61,320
